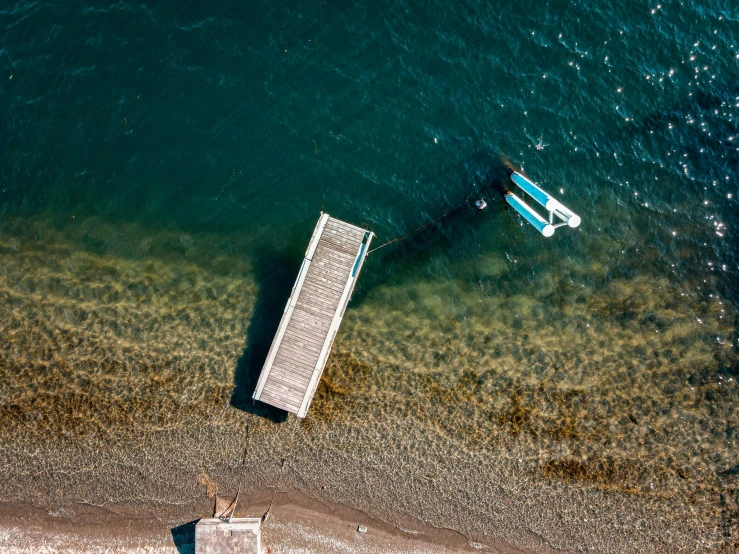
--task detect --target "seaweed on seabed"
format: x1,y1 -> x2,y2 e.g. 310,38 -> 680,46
310,351 -> 371,423
541,455 -> 648,495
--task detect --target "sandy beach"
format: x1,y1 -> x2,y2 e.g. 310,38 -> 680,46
0,489 -> 534,554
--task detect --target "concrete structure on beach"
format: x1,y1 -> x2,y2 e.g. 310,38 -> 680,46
195,517 -> 262,554
252,213 -> 373,417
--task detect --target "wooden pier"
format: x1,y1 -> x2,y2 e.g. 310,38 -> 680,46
252,213 -> 373,417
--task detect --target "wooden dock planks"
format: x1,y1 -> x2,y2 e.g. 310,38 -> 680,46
252,213 -> 372,417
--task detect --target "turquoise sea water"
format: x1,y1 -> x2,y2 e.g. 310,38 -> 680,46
1,1 -> 738,551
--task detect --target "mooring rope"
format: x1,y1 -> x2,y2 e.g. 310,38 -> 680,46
240,399 -> 256,465
240,404 -> 301,522
367,203 -> 468,254
263,416 -> 301,521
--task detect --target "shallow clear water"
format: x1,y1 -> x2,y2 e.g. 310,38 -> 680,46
0,0 -> 737,551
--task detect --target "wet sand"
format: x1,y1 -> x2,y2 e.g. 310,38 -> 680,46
0,489 -> 529,554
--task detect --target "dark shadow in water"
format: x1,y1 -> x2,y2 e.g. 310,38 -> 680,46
637,89 -> 737,133
350,152 -> 513,305
171,519 -> 198,554
628,87 -> 738,181
230,249 -> 302,422
229,153 -> 513,413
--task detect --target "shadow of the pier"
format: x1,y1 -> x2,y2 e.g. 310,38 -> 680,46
171,519 -> 198,554
230,249 -> 302,423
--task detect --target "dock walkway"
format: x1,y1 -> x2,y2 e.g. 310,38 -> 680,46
252,213 -> 372,417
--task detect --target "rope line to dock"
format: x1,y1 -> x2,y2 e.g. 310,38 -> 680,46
263,416 -> 301,521
367,203 -> 467,254
240,400 -> 256,465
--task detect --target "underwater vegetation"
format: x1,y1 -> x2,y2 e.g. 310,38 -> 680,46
0,208 -> 736,551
